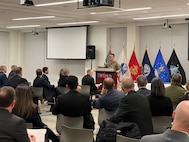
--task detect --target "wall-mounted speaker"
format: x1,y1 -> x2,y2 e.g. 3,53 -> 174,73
86,45 -> 95,59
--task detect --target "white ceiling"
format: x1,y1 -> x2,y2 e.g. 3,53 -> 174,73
1,0 -> 189,30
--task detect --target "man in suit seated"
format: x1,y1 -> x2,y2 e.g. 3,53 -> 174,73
82,69 -> 101,95
33,69 -> 61,104
140,100 -> 189,142
0,86 -> 35,142
7,67 -> 29,89
93,77 -> 124,111
42,67 -> 50,84
136,75 -> 150,96
0,65 -> 8,87
110,77 -> 153,136
52,75 -> 95,130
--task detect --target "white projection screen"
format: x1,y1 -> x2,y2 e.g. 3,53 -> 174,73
47,26 -> 87,59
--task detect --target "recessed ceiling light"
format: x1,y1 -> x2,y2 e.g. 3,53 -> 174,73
35,0 -> 83,7
57,21 -> 99,26
13,16 -> 55,21
133,14 -> 189,20
6,25 -> 40,29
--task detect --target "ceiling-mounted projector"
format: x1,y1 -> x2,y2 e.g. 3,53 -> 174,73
20,0 -> 34,6
83,0 -> 114,7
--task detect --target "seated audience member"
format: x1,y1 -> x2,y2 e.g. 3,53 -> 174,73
12,84 -> 59,142
8,65 -> 17,80
58,68 -> 69,87
165,73 -> 186,107
147,77 -> 173,116
33,69 -> 61,104
110,77 -> 153,136
178,80 -> 189,102
104,53 -> 120,72
93,78 -> 124,111
42,67 -> 50,84
82,69 -> 101,95
140,101 -> 189,142
7,67 -> 29,88
0,86 -> 33,142
0,65 -> 8,87
136,75 -> 150,96
52,75 -> 95,130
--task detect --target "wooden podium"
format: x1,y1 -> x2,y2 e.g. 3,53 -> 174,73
96,68 -> 117,88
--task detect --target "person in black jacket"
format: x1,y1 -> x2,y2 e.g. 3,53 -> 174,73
7,67 -> 29,89
12,84 -> 59,142
53,75 -> 94,129
147,77 -> 173,116
82,69 -> 100,95
33,69 -> 61,103
110,77 -> 153,136
58,68 -> 69,87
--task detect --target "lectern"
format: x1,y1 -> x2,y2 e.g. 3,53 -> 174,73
96,68 -> 117,88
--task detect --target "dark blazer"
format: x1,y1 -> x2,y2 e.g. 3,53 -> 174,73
140,129 -> 189,142
136,88 -> 150,96
23,108 -> 59,142
147,95 -> 173,116
110,90 -> 153,136
7,75 -> 29,89
42,74 -> 50,84
82,74 -> 100,95
8,71 -> 16,81
52,90 -> 91,116
58,75 -> 68,87
33,76 -> 58,102
93,89 -> 125,111
0,108 -> 30,142
0,71 -> 8,87
52,90 -> 94,129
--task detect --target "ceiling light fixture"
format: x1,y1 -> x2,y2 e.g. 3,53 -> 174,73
13,16 -> 55,21
133,14 -> 189,20
57,21 -> 99,26
90,7 -> 152,15
6,25 -> 40,29
35,0 -> 83,7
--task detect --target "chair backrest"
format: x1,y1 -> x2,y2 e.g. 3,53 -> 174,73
57,87 -> 69,95
30,87 -> 43,101
25,123 -> 33,129
27,129 -> 46,142
116,134 -> 140,142
79,85 -> 90,96
60,124 -> 93,142
152,116 -> 172,133
56,114 -> 84,134
98,109 -> 115,125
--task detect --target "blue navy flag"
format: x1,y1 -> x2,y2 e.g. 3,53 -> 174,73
153,49 -> 170,82
167,49 -> 186,85
142,49 -> 155,82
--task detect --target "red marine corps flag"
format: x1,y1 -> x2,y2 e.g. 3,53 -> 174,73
128,49 -> 141,81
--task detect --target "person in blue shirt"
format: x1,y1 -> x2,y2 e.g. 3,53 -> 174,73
93,77 -> 124,111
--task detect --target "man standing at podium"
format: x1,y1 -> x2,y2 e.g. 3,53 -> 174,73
104,53 -> 120,72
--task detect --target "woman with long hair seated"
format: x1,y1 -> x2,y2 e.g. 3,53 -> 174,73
12,84 -> 59,142
147,77 -> 173,116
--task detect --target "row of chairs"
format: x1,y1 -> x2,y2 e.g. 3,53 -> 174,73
98,109 -> 172,134
31,85 -> 91,102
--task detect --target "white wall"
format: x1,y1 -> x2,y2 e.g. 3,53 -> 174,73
0,22 -> 188,86
139,23 -> 188,81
